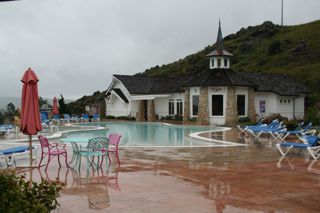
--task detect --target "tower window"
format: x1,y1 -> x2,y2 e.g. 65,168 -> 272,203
224,58 -> 228,67
211,58 -> 215,67
217,59 -> 221,68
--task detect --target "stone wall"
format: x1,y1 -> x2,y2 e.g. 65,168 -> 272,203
248,88 -> 256,122
198,87 -> 209,125
136,100 -> 145,121
225,86 -> 238,126
183,88 -> 190,121
147,100 -> 156,122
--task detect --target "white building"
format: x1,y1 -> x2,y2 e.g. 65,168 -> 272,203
105,23 -> 307,126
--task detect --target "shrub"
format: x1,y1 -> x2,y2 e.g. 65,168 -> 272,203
116,116 -> 131,120
284,119 -> 299,131
174,114 -> 183,121
263,113 -> 285,124
106,115 -> 116,119
305,107 -> 320,125
189,117 -> 197,122
0,169 -> 62,212
238,116 -> 250,123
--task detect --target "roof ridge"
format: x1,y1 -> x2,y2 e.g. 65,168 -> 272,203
225,70 -> 235,84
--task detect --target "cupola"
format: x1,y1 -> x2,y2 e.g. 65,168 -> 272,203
207,21 -> 233,69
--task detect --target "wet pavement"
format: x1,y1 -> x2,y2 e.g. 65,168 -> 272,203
11,128 -> 320,212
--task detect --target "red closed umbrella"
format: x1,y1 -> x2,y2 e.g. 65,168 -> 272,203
20,68 -> 42,166
52,96 -> 59,115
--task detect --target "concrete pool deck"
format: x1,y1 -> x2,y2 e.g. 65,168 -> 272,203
7,128 -> 320,212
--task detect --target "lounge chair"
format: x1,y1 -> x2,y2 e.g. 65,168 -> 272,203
40,113 -> 50,128
246,121 -> 286,139
71,115 -> 80,123
237,117 -> 265,132
0,125 -> 15,136
80,114 -> 89,122
61,114 -> 71,124
276,135 -> 320,160
92,113 -> 100,122
275,122 -> 315,141
0,145 -> 36,167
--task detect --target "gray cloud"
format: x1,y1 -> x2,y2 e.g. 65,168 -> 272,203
0,0 -> 319,99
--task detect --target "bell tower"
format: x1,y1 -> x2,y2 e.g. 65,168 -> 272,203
207,21 -> 233,69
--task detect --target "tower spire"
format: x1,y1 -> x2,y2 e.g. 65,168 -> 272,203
216,19 -> 224,54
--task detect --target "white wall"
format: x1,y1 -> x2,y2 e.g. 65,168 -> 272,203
254,92 -> 305,119
155,93 -> 184,118
294,95 -> 305,119
106,80 -> 131,117
106,94 -> 129,116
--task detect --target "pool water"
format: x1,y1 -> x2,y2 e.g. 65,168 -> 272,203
63,122 -> 222,147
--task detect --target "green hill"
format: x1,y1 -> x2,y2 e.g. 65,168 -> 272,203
141,20 -> 320,102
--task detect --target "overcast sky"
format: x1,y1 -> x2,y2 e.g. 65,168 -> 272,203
0,0 -> 319,100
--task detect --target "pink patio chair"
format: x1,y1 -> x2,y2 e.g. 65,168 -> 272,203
38,135 -> 69,170
107,134 -> 121,166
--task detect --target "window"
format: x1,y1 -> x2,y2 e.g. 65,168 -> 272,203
192,95 -> 199,116
217,59 -> 221,68
177,99 -> 183,115
237,95 -> 245,116
169,100 -> 174,115
259,100 -> 265,113
224,58 -> 228,67
212,95 -> 223,116
211,58 -> 215,67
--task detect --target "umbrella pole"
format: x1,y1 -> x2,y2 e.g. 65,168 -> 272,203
29,135 -> 33,166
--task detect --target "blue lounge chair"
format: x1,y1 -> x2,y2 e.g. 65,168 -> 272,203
40,113 -> 50,128
276,135 -> 320,160
275,122 -> 315,141
92,113 -> 100,122
0,146 -> 36,166
81,114 -> 89,122
247,121 -> 286,139
61,114 -> 71,124
0,125 -> 15,136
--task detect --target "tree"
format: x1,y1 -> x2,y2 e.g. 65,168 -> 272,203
58,94 -> 67,114
5,102 -> 16,122
39,97 -> 49,108
0,112 -> 4,124
6,102 -> 15,114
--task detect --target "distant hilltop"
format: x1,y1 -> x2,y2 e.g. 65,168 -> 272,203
140,20 -> 320,102
0,96 -> 74,111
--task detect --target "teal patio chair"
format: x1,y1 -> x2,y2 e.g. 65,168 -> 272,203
78,137 -> 109,174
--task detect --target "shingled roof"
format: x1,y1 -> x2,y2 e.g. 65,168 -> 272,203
239,72 -> 308,96
184,69 -> 255,87
114,75 -> 184,94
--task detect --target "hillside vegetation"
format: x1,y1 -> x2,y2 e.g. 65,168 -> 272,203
68,20 -> 320,110
141,20 -> 320,102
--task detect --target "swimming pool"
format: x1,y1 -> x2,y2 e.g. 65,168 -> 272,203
62,122 -> 227,147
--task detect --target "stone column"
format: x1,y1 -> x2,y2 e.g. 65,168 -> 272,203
136,100 -> 146,121
198,87 -> 209,125
248,88 -> 256,122
183,88 -> 190,121
147,100 -> 156,122
225,87 -> 238,126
